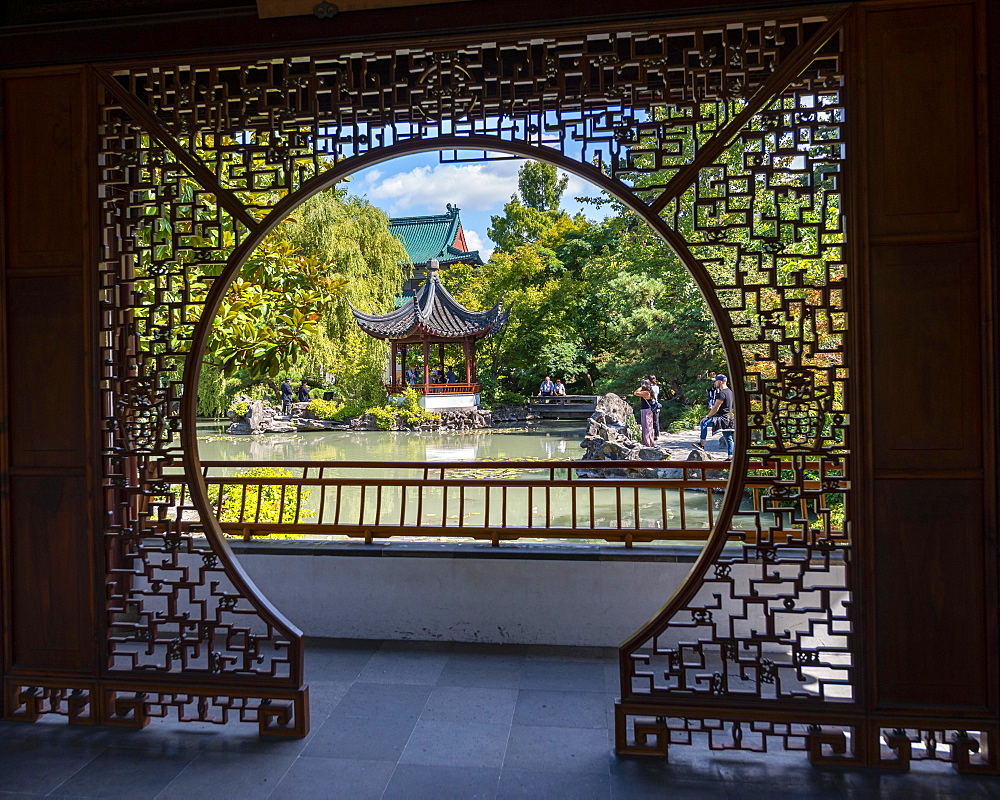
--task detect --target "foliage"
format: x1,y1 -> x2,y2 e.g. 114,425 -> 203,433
208,466 -> 314,539
246,383 -> 278,402
444,161 -> 719,409
396,388 -> 441,426
625,412 -> 642,442
208,238 -> 347,377
191,189 -> 407,412
229,400 -> 250,418
366,406 -> 397,430
307,398 -> 343,420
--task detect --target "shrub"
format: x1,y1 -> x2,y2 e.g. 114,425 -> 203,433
366,406 -> 397,430
229,400 -> 250,418
625,412 -> 641,442
307,398 -> 343,420
208,466 -> 314,539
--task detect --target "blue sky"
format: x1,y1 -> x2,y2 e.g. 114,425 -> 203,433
345,151 -> 608,261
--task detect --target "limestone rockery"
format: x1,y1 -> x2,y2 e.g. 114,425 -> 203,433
578,393 -> 724,479
223,395 -> 537,435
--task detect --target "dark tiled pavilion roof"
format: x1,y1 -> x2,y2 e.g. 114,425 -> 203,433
389,204 -> 484,268
351,262 -> 507,341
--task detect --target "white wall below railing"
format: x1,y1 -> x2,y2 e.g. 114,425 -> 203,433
231,541 -> 699,647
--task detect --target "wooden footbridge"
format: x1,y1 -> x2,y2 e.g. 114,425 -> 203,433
527,394 -> 599,419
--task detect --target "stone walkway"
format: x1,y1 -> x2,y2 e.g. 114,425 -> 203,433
0,641 -> 994,798
654,425 -> 729,460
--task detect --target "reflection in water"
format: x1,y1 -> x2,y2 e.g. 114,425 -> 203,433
195,419 -> 585,463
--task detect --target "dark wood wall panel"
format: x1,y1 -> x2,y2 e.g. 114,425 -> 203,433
1,70 -> 96,679
865,3 -> 978,237
7,475 -> 93,672
6,276 -> 86,466
873,478 -> 988,710
861,0 -> 995,724
3,75 -> 84,269
869,242 -> 981,471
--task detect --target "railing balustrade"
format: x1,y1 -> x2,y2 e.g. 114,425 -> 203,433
386,381 -> 481,395
163,458 -> 845,547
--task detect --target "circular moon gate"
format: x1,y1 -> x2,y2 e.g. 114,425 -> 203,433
94,10 -> 851,752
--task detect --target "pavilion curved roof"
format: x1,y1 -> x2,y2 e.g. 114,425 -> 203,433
351,262 -> 508,341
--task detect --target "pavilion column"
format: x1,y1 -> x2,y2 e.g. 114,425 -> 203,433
401,344 -> 407,385
463,338 -> 471,384
422,338 -> 430,389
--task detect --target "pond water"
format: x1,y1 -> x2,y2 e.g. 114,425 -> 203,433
193,419 -> 720,544
195,419 -> 583,463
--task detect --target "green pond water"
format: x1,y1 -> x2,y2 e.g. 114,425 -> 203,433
194,419 -> 719,542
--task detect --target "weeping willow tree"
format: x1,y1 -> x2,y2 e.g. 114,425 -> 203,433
196,188 -> 408,415
283,190 -> 409,406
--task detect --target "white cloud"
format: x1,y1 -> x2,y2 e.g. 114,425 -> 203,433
462,228 -> 493,262
354,161 -> 523,216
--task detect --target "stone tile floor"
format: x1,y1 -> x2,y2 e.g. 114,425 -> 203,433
0,640 -> 997,798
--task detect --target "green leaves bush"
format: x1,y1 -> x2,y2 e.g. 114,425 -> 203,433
208,466 -> 314,539
307,398 -> 343,420
229,400 -> 250,418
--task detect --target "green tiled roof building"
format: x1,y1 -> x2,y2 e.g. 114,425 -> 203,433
390,204 -> 484,298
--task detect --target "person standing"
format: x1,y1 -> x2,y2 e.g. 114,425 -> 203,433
280,377 -> 293,415
694,374 -> 720,451
538,375 -> 555,398
446,366 -> 457,384
647,374 -> 662,438
697,374 -> 735,458
553,379 -> 566,396
633,378 -> 657,447
297,380 -> 310,403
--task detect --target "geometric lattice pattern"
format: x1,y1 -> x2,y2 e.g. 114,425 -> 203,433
82,8 -> 868,752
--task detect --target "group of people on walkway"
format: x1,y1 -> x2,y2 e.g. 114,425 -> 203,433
633,372 -> 735,457
537,375 -> 567,399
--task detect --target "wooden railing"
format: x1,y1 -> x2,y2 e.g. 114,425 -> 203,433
171,459 -> 728,546
528,394 -> 598,405
386,381 -> 481,395
166,458 -> 845,547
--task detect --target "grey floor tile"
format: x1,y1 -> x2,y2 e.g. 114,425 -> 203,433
514,689 -> 608,730
381,764 -> 501,800
304,680 -> 354,721
497,767 -> 611,799
399,719 -> 511,768
305,647 -> 377,682
610,752 -> 730,798
156,751 -> 296,799
358,650 -> 450,685
421,686 -> 518,725
520,661 -> 607,693
268,756 -> 395,800
437,654 -> 525,689
47,745 -> 198,799
504,724 -> 611,774
0,741 -> 104,795
300,713 -> 418,762
330,682 -> 431,721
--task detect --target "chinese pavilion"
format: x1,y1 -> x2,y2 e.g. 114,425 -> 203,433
351,259 -> 508,408
389,204 -> 484,299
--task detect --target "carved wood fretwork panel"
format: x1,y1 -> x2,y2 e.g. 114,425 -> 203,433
81,8 -> 881,759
